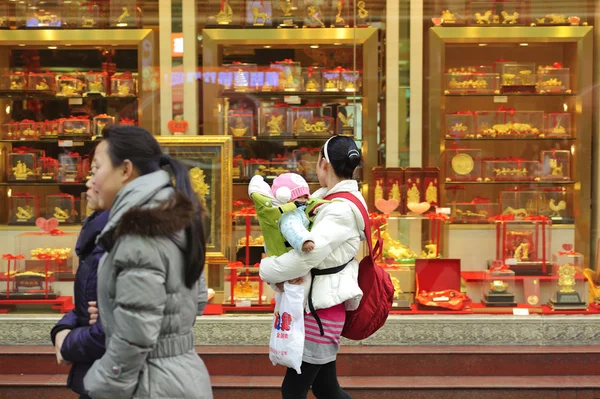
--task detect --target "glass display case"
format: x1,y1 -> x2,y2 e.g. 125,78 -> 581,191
2,122 -> 19,139
259,104 -> 290,137
56,75 -> 84,97
293,147 -> 320,182
271,60 -> 302,92
537,187 -> 573,223
15,230 -> 78,277
482,262 -> 516,307
337,103 -> 360,136
1,72 -> 27,92
494,220 -> 551,275
93,115 -> 115,137
227,109 -> 254,137
7,152 -> 36,182
85,71 -> 108,96
291,105 -> 334,136
500,63 -> 536,93
445,112 -> 475,138
19,120 -> 43,140
450,199 -> 500,223
9,194 -> 39,225
39,156 -> 58,182
109,0 -> 141,28
340,70 -> 361,93
43,120 -> 60,138
538,66 -> 570,94
500,190 -> 538,219
549,246 -> 587,310
303,0 -> 326,27
0,250 -> 58,300
60,118 -> 91,137
223,63 -> 257,93
28,72 -> 56,94
545,112 -> 571,138
245,0 -> 273,27
435,0 -> 467,25
302,66 -> 323,92
110,72 -> 136,97
58,154 -> 82,183
322,68 -> 342,92
46,194 -> 76,224
483,159 -> 539,182
540,150 -> 570,181
206,0 -> 244,27
18,0 -> 62,28
444,148 -> 482,182
223,264 -> 274,306
445,72 -> 499,94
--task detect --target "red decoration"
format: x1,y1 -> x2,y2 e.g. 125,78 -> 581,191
167,119 -> 189,134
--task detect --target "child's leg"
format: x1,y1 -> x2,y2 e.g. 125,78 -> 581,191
311,361 -> 352,399
281,362 -> 321,399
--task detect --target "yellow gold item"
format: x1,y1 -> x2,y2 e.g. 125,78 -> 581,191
251,6 -> 270,25
338,112 -> 353,127
325,80 -> 337,91
390,182 -> 401,202
441,9 -> 455,23
280,0 -> 293,16
53,207 -> 70,221
513,242 -> 530,261
335,0 -> 344,25
391,277 -> 402,299
215,1 -> 233,24
558,263 -> 576,293
116,7 -> 130,24
489,280 -> 509,293
549,158 -> 563,176
88,81 -> 104,92
425,182 -> 437,204
475,11 -> 492,24
189,167 -> 210,207
82,16 -> 96,28
12,161 -> 34,180
374,180 -> 383,202
501,11 -> 519,24
117,82 -> 131,96
16,206 -> 33,221
407,182 -> 420,204
266,115 -> 283,135
229,117 -> 248,137
307,5 -> 325,27
300,118 -> 330,134
305,78 -> 319,92
548,198 -> 566,217
35,80 -> 49,91
451,153 -> 474,176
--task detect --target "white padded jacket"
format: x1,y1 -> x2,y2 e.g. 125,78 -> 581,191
259,179 -> 365,313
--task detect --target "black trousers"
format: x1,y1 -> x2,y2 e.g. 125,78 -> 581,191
281,361 -> 352,399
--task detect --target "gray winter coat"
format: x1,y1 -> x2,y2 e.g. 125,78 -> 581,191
83,170 -> 213,399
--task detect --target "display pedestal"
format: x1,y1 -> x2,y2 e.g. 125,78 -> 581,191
483,293 -> 516,307
0,295 -> 73,314
549,292 -> 587,310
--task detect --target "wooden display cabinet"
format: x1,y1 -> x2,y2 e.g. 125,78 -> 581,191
428,26 -> 592,260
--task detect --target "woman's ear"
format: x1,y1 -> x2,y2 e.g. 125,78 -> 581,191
121,159 -> 136,182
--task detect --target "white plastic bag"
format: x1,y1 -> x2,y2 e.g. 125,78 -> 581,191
269,282 -> 305,374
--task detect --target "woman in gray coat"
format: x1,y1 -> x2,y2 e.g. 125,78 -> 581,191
83,126 -> 213,399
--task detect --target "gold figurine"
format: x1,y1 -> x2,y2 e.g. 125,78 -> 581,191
338,112 -> 353,127
53,207 -> 70,221
357,1 -> 369,21
514,242 -> 530,261
117,82 -> 131,96
558,263 -> 576,293
59,83 -> 78,96
549,158 -> 563,176
116,7 -> 131,24
441,9 -> 456,23
305,79 -> 319,92
251,6 -> 271,25
501,11 -> 519,24
425,182 -> 437,204
489,280 -> 509,293
325,80 -> 338,91
280,0 -> 294,16
307,5 -> 325,27
189,167 -> 210,208
88,81 -> 104,92
35,80 -> 50,91
407,183 -> 420,205
548,198 -> 567,217
10,80 -> 24,90
12,161 -> 34,180
266,115 -> 283,135
215,1 -> 233,24
229,117 -> 249,137
16,206 -> 33,221
475,10 -> 492,24
82,16 -> 96,28
335,0 -> 345,25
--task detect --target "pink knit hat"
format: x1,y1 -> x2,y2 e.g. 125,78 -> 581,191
271,173 -> 310,203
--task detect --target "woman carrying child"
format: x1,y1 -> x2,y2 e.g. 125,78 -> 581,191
259,135 -> 365,399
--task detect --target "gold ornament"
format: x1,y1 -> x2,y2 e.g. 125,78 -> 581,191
451,153 -> 475,176
189,167 -> 210,207
558,263 -> 576,294
374,180 -> 383,202
53,207 -> 70,221
389,182 -> 401,202
489,280 -> 509,293
266,115 -> 283,135
407,183 -> 420,205
229,117 -> 249,137
16,206 -> 33,221
425,182 -> 437,204
215,1 -> 233,24
12,161 -> 34,180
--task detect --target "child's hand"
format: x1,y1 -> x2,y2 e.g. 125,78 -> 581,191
302,241 -> 315,253
288,277 -> 304,285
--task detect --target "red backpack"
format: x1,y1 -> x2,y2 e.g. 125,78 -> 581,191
325,192 -> 394,341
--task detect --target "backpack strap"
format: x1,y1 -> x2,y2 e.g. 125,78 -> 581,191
308,260 -> 351,336
324,192 -> 381,261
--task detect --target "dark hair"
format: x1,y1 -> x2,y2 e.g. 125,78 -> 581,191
321,135 -> 362,179
102,125 -> 205,289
